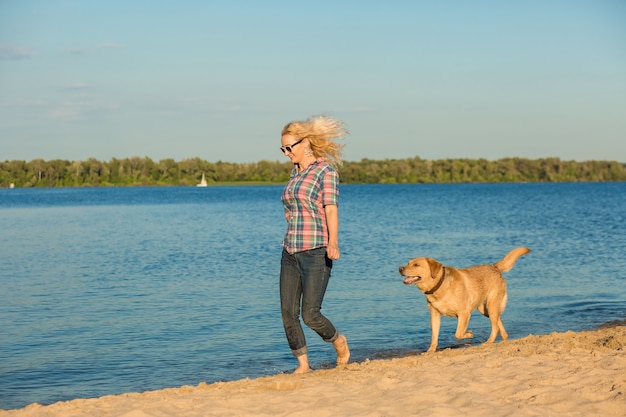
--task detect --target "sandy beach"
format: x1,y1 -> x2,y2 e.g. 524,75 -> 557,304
2,325 -> 624,417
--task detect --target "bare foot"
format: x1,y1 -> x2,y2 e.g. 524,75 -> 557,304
293,365 -> 311,374
333,334 -> 350,365
293,353 -> 311,374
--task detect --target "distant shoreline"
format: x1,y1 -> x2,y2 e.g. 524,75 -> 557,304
3,180 -> 626,189
2,156 -> 625,188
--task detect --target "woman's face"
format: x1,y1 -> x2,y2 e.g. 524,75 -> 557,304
280,134 -> 306,163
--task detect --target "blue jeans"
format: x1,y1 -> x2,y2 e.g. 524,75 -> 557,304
280,247 -> 339,357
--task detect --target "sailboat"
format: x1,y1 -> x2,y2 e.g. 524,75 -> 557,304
197,173 -> 208,187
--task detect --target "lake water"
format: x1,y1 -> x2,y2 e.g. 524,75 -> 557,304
1,183 -> 625,410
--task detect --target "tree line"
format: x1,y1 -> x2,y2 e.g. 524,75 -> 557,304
1,156 -> 625,188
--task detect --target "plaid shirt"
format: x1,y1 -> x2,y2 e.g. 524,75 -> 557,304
281,158 -> 339,254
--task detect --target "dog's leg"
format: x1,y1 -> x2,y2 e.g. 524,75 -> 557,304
427,304 -> 441,353
454,312 -> 474,340
497,294 -> 509,341
485,313 -> 504,343
498,318 -> 508,341
485,299 -> 508,344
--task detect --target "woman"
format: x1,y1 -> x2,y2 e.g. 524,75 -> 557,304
279,115 -> 350,374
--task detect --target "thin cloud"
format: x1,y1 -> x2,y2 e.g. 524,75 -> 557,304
4,98 -> 46,108
0,44 -> 34,60
65,47 -> 89,56
97,43 -> 122,49
47,93 -> 119,121
62,83 -> 90,91
334,106 -> 377,114
63,43 -> 122,55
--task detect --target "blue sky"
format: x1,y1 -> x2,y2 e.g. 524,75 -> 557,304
1,0 -> 625,163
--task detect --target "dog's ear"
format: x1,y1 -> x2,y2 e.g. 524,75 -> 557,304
427,258 -> 442,280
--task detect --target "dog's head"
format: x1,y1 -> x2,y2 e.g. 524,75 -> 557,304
398,257 -> 443,288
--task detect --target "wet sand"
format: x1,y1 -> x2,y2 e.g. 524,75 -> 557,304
2,325 -> 625,417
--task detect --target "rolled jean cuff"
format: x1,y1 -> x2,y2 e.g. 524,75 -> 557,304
292,346 -> 308,357
324,330 -> 339,344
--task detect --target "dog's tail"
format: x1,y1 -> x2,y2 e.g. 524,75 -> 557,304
494,247 -> 531,272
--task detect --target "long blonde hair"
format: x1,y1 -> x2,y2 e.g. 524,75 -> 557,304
282,115 -> 348,167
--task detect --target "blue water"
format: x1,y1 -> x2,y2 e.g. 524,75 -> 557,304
1,183 -> 625,410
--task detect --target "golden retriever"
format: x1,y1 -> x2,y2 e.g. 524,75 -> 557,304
398,247 -> 530,353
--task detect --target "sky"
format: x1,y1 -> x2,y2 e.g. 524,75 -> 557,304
1,0 -> 625,164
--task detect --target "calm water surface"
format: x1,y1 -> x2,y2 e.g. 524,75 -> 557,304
1,183 -> 625,409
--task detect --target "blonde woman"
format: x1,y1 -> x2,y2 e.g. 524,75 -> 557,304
279,115 -> 350,373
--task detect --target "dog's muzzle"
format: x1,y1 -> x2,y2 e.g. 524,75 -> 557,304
402,276 -> 421,285
399,266 -> 421,285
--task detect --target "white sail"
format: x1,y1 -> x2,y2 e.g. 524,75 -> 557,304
197,173 -> 208,187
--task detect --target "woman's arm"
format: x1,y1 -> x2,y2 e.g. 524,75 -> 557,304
324,204 -> 340,260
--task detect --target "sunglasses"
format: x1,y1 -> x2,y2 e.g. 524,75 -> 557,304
280,137 -> 305,154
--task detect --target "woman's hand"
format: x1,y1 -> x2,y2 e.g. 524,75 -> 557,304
327,243 -> 340,260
